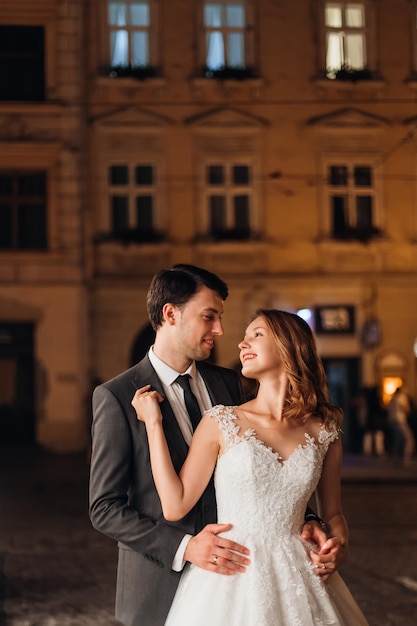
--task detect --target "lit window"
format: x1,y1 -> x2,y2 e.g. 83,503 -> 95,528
327,163 -> 377,240
204,2 -> 246,70
325,2 -> 366,78
108,163 -> 158,240
108,1 -> 151,67
205,163 -> 252,239
0,171 -> 47,250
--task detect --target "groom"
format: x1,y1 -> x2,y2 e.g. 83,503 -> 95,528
89,264 -> 341,626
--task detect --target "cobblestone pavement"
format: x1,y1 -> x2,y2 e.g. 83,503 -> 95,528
338,484 -> 417,626
0,446 -> 119,626
0,445 -> 416,626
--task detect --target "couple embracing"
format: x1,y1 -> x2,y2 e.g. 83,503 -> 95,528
89,264 -> 368,626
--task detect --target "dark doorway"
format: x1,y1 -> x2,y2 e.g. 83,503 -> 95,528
0,322 -> 35,443
322,357 -> 361,453
130,324 -> 156,366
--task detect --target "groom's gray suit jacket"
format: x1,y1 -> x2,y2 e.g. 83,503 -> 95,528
89,355 -> 244,626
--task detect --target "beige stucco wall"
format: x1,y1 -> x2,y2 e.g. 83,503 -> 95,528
1,286 -> 90,451
2,1 -> 417,452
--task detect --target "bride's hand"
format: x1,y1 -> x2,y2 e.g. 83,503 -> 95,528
309,536 -> 347,581
131,385 -> 164,426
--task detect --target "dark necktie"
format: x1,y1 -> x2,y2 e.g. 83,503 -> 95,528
175,374 -> 201,431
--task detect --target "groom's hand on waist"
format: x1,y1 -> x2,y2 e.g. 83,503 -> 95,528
184,523 -> 251,575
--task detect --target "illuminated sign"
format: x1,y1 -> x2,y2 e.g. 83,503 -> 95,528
314,305 -> 355,334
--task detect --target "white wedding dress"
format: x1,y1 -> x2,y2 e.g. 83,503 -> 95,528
165,405 -> 369,626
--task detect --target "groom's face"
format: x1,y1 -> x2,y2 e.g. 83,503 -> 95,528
175,286 -> 224,362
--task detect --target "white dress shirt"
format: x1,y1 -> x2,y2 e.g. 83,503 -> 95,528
147,347 -> 213,570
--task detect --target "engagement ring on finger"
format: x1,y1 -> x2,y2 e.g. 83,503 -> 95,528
321,563 -> 326,569
213,556 -> 218,565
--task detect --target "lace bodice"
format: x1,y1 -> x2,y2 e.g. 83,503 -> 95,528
210,405 -> 339,543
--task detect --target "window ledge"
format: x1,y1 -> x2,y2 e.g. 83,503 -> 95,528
193,231 -> 265,244
191,76 -> 264,87
0,101 -> 66,114
404,76 -> 417,90
95,231 -> 167,245
316,234 -> 390,248
95,239 -> 170,247
195,237 -> 267,248
195,239 -> 268,274
96,76 -> 166,87
0,250 -> 53,258
313,77 -> 386,95
190,76 -> 265,99
94,241 -> 171,277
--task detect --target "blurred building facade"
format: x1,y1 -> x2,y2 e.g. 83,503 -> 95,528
1,0 -> 417,452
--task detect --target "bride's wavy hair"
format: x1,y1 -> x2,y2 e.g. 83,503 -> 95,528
254,309 -> 343,429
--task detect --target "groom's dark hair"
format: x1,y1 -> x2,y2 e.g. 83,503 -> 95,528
147,264 -> 228,330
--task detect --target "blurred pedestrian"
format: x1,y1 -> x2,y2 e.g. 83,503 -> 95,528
387,386 -> 415,465
361,386 -> 386,456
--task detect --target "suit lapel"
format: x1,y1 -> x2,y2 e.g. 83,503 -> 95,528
132,358 -> 235,467
133,357 -> 189,467
197,362 -> 235,407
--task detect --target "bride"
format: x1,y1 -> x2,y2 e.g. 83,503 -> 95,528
132,309 -> 369,626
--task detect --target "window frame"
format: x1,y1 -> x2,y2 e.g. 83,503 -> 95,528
0,170 -> 48,250
102,0 -> 159,73
322,156 -> 380,241
0,25 -> 46,102
0,143 -> 59,256
318,1 -> 377,80
100,156 -> 165,243
0,11 -> 57,99
109,162 -> 155,233
200,156 -> 259,240
198,1 -> 256,76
